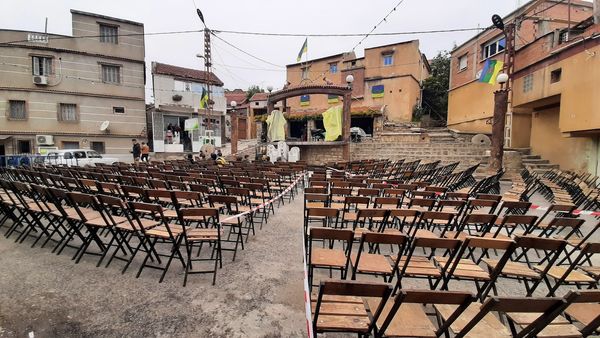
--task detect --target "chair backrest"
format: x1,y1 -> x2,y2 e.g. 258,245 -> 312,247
313,280 -> 392,335
309,227 -> 353,242
409,198 -> 436,210
455,296 -> 568,338
379,290 -> 475,338
564,290 -> 600,337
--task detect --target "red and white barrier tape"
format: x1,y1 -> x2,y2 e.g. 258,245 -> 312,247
219,173 -> 307,224
302,233 -> 314,338
530,204 -> 600,216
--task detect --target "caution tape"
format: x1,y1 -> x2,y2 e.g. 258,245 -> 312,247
219,172 -> 307,224
302,231 -> 314,338
530,204 -> 600,216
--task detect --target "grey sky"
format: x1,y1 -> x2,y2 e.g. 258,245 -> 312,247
2,0 -> 524,102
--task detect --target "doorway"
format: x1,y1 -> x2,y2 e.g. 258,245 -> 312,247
17,140 -> 31,154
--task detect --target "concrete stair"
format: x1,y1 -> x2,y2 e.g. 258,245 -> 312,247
521,153 -> 559,175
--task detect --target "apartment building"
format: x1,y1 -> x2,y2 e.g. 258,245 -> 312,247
284,40 -> 429,135
149,62 -> 225,152
0,9 -> 146,159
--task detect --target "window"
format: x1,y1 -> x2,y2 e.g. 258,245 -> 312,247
113,106 -> 125,114
17,140 -> 31,154
329,63 -> 338,74
88,148 -> 104,157
383,54 -> 393,66
523,74 -> 533,93
458,54 -> 468,71
101,64 -> 121,84
62,141 -> 79,149
301,67 -> 309,79
482,37 -> 506,59
8,100 -> 26,120
32,56 -> 52,76
58,103 -> 78,122
550,68 -> 562,83
99,24 -> 118,44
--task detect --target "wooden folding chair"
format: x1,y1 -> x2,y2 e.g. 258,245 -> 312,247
312,280 -> 392,337
437,296 -> 570,338
308,227 -> 353,290
208,195 -> 245,261
483,235 -> 568,296
563,290 -> 600,337
437,236 -> 517,300
373,289 -> 475,338
350,232 -> 407,282
541,242 -> 600,296
443,213 -> 497,240
179,208 -> 222,286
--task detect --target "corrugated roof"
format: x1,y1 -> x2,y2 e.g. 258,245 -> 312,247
152,62 -> 223,86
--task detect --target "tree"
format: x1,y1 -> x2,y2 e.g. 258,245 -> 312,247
246,85 -> 265,102
414,51 -> 450,122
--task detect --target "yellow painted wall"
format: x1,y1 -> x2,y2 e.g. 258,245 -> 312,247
447,81 -> 496,133
510,113 -> 532,148
530,107 -> 594,171
513,44 -> 600,133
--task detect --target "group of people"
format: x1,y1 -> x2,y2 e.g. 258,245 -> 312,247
131,139 -> 150,163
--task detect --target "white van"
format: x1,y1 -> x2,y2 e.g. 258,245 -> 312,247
45,149 -> 118,166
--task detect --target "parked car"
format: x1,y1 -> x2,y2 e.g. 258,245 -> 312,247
45,149 -> 118,166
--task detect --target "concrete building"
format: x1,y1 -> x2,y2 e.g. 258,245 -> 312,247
510,16 -> 599,173
284,40 -> 429,134
0,9 -> 146,161
447,0 -> 593,137
148,62 -> 225,152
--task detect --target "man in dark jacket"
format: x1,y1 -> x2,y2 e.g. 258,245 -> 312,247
132,139 -> 141,163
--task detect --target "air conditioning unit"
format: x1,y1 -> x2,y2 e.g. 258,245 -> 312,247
36,135 -> 54,146
33,75 -> 48,85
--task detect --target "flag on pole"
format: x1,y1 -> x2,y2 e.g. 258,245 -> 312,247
296,38 -> 308,62
200,87 -> 209,108
479,59 -> 504,85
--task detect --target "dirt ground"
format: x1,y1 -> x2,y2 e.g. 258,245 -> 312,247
0,196 -> 307,337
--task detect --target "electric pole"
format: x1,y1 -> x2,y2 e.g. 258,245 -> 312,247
197,9 -> 213,141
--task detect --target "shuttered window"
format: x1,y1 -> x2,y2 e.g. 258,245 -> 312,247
32,56 -> 52,76
101,64 -> 121,84
9,100 -> 26,120
58,103 -> 78,122
99,24 -> 118,44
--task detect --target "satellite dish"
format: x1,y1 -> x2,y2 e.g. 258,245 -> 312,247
100,121 -> 110,132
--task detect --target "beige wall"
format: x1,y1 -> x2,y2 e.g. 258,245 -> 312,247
447,81 -> 496,133
285,40 -> 427,122
0,10 -> 145,156
530,107 -> 594,171
510,112 -> 532,148
152,73 -> 226,114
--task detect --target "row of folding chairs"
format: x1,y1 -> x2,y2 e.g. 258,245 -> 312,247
312,280 -> 600,337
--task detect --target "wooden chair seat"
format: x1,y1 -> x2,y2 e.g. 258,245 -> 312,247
66,208 -> 103,222
330,202 -> 346,210
145,224 -> 184,238
250,198 -> 266,206
162,209 -> 179,218
578,266 -> 600,279
482,259 -> 541,278
565,303 -> 600,327
394,256 -> 441,278
435,303 -> 512,338
86,215 -> 127,227
536,266 -> 596,283
353,227 -> 371,239
351,252 -> 392,274
435,257 -> 490,280
311,296 -> 371,333
507,312 -> 581,338
443,231 -> 468,240
117,218 -> 159,231
186,228 -> 221,241
312,248 -> 347,268
343,212 -> 358,222
414,229 -> 438,238
306,202 -> 326,208
367,299 -> 437,338
221,216 -> 242,225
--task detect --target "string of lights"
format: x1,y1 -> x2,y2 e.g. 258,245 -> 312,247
351,0 -> 406,51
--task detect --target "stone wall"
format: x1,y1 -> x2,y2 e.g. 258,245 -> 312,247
299,144 -> 346,165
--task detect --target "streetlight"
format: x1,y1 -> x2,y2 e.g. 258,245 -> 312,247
489,12 -> 514,173
346,74 -> 354,88
266,85 -> 273,93
230,100 -> 238,155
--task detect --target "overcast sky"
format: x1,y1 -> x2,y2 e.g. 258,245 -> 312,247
3,0 -> 528,102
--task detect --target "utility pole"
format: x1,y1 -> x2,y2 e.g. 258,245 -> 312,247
489,15 -> 516,173
204,29 -> 213,133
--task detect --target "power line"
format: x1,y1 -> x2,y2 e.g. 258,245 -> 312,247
213,27 -> 484,37
351,0 -> 406,52
523,0 -> 568,19
210,32 -> 283,68
0,29 -> 205,45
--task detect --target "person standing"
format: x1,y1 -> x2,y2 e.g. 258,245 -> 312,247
141,142 -> 150,162
132,139 -> 141,163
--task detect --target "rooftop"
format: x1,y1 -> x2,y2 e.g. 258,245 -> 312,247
70,9 -> 144,26
152,62 -> 224,87
250,92 -> 269,101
